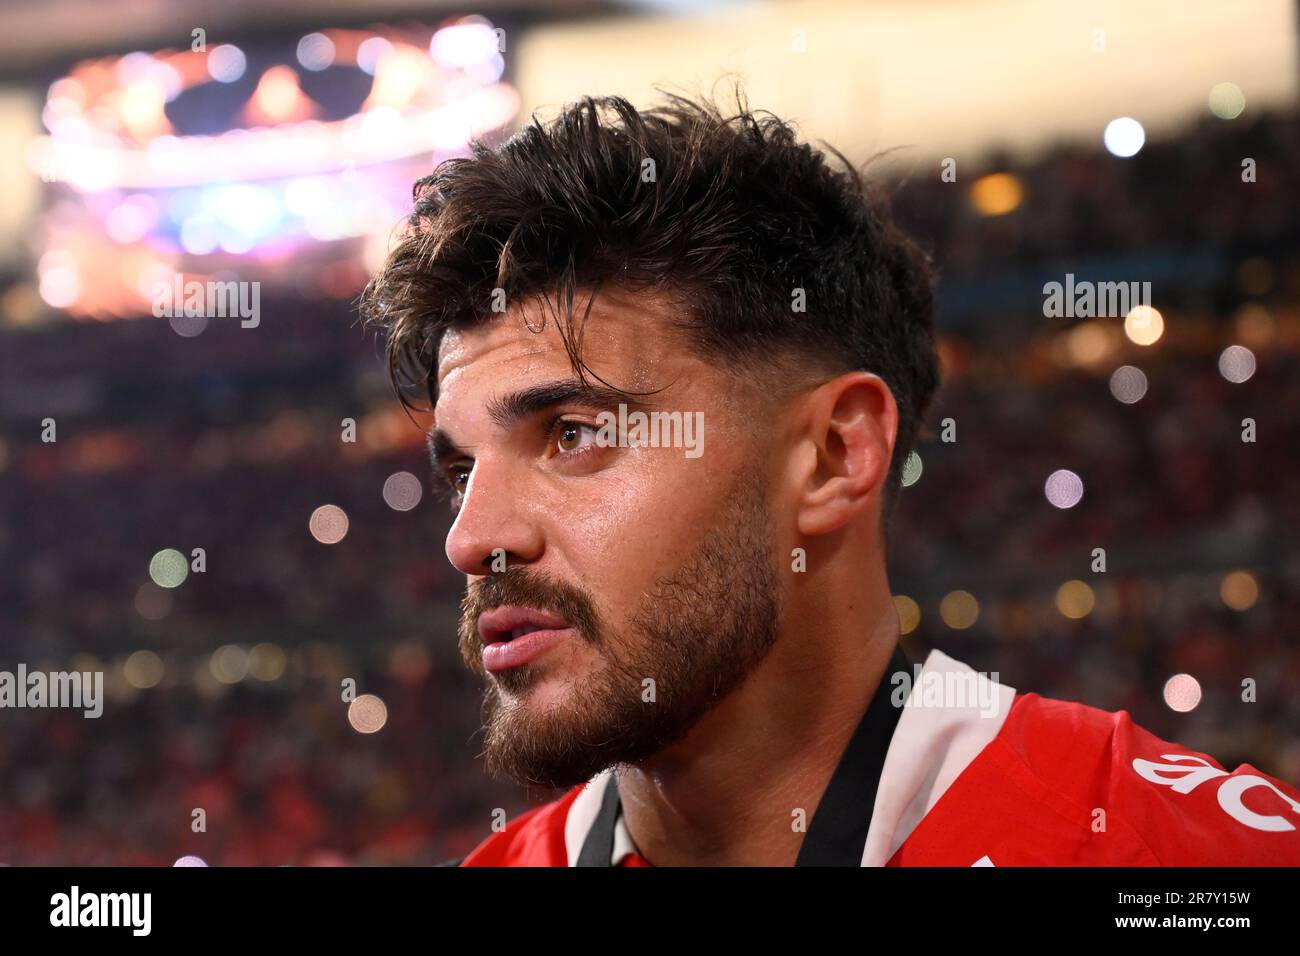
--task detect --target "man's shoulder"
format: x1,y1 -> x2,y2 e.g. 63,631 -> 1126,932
457,785 -> 586,867
990,691 -> 1300,864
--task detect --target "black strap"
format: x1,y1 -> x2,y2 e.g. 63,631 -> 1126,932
576,643 -> 912,866
794,643 -> 911,865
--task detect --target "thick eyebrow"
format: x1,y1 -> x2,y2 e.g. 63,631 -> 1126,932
426,379 -> 650,468
484,379 -> 645,430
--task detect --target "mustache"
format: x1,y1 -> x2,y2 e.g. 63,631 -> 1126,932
458,567 -> 602,669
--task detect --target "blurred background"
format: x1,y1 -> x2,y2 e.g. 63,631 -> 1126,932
1,0 -> 1298,865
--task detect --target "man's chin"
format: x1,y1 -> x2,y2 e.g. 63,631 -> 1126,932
488,671 -> 573,711
479,669 -> 636,788
479,710 -> 609,790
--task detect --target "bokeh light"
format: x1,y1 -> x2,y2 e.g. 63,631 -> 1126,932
1163,673 -> 1202,713
210,644 -> 250,684
1109,365 -> 1148,404
149,548 -> 189,588
893,594 -> 921,635
1044,469 -> 1084,509
901,451 -> 923,488
357,37 -> 395,75
207,45 -> 247,83
38,265 -> 79,308
939,590 -> 979,630
124,650 -> 164,689
1124,305 -> 1164,346
382,471 -> 423,511
296,33 -> 336,71
1218,345 -> 1256,383
248,643 -> 287,681
309,504 -> 349,544
1055,580 -> 1095,619
1220,570 -> 1259,611
348,694 -> 388,734
1208,82 -> 1246,120
1065,320 -> 1114,366
1103,117 -> 1145,157
969,172 -> 1023,217
430,21 -> 500,68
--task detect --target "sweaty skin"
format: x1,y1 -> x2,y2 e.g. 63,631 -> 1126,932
435,286 -> 903,866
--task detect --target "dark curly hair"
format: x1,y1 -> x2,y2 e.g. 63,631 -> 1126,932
361,90 -> 938,524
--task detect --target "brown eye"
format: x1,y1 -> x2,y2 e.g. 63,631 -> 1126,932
448,465 -> 471,492
555,421 -> 597,455
558,423 -> 582,452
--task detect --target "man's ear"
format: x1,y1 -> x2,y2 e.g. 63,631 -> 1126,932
793,372 -> 898,537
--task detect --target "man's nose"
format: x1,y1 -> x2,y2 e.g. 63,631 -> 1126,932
444,458 -> 544,575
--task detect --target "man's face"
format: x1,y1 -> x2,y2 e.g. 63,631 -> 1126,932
433,288 -> 786,788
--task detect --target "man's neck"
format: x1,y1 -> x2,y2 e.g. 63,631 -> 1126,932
616,586 -> 901,866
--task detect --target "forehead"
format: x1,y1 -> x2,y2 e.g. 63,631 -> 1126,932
435,287 -> 686,398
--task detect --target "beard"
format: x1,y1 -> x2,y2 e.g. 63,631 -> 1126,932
457,469 -> 784,789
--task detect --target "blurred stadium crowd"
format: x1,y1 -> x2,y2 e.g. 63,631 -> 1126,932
1,108 -> 1297,865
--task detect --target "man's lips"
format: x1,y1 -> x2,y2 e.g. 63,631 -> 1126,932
477,605 -> 575,673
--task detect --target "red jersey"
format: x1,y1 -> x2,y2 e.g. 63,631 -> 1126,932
459,649 -> 1300,866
